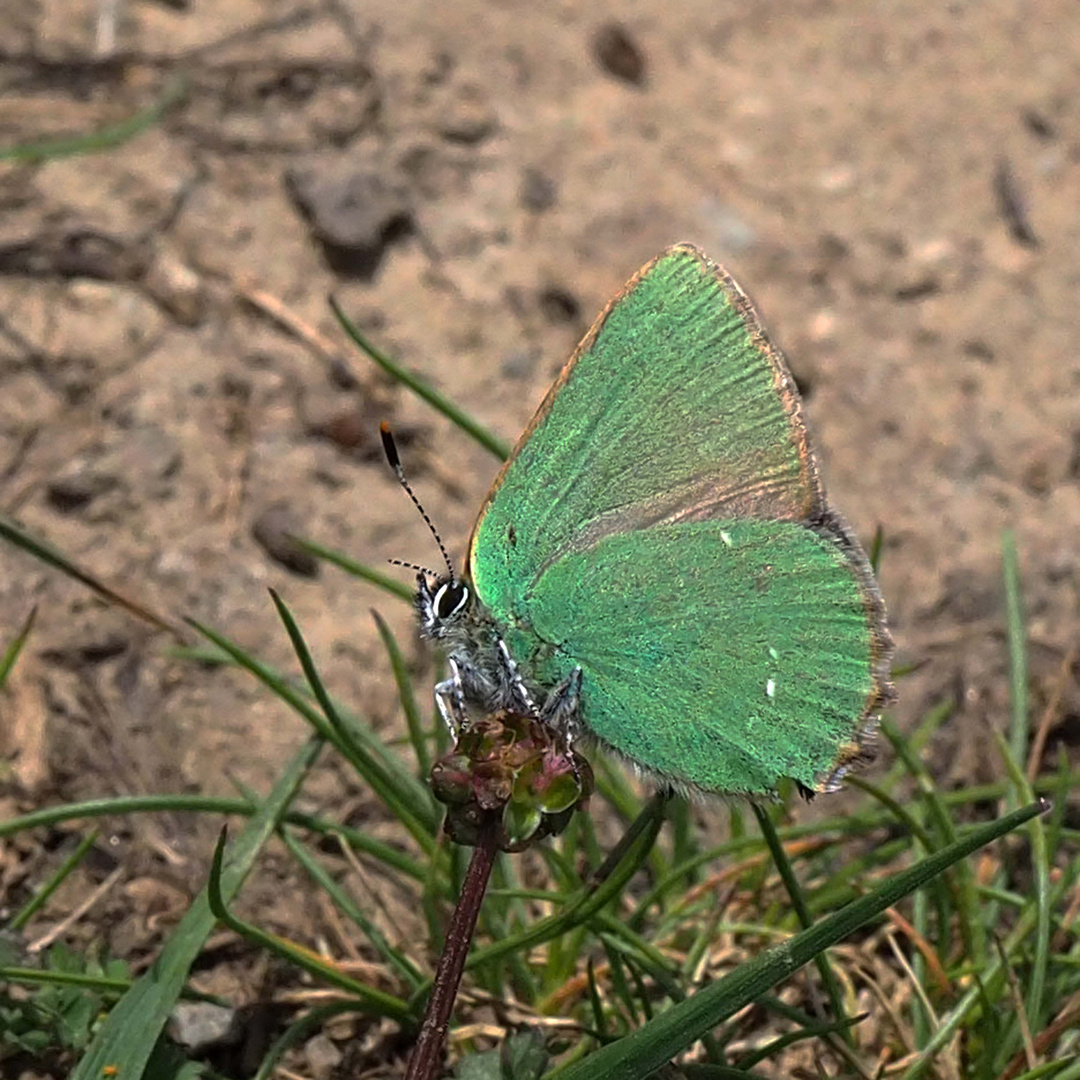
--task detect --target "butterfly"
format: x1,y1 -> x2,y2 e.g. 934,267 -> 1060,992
390,243 -> 893,797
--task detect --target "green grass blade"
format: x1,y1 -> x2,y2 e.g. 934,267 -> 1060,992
252,1000 -> 364,1080
328,295 -> 511,460
1002,529 -> 1029,771
680,887 -> 730,981
1045,747 -> 1073,865
598,933 -> 684,1004
0,794 -> 425,881
844,776 -> 937,850
0,514 -> 181,636
0,965 -> 130,996
586,958 -> 611,1042
592,912 -> 679,987
69,735 -> 324,1080
879,698 -> 955,794
993,731 -> 1051,1035
268,589 -> 437,837
736,1014 -> 866,1069
8,828 -> 99,931
603,942 -> 640,1029
881,719 -> 984,966
844,771 -> 954,971
291,535 -> 414,602
0,78 -> 186,162
371,609 -> 431,777
628,964 -> 654,1022
280,828 -> 425,990
206,826 -> 413,1021
751,802 -> 852,1045
546,801 -> 1045,1080
901,853 -> 1071,1079
0,603 -> 36,689
869,523 -> 885,573
1025,1058 -> 1080,1080
910,864 -> 931,1047
187,612 -> 438,851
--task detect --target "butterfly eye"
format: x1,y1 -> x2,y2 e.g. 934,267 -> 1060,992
434,581 -> 469,620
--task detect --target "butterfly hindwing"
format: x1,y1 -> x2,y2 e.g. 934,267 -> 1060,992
524,518 -> 882,794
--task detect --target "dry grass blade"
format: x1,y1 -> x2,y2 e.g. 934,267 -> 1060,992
994,937 -> 1036,1073
233,275 -> 350,368
1025,643 -> 1077,784
884,907 -> 952,997
996,991 -> 1080,1080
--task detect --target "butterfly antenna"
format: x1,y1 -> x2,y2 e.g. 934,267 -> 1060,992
388,558 -> 438,576
380,422 -> 457,582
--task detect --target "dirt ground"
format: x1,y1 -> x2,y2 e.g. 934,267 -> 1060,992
1,0 -> 1079,1073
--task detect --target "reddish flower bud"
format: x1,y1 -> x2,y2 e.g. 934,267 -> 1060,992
430,711 -> 592,851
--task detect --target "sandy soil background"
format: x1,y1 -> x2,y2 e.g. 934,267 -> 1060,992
1,0 -> 1078,1073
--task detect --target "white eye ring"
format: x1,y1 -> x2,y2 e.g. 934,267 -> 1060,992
433,582 -> 469,619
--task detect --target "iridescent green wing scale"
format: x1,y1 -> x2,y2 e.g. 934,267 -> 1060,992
467,244 -> 892,795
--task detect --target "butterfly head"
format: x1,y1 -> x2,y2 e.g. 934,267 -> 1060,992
416,573 -> 471,639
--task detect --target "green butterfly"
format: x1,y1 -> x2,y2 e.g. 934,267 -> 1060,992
396,244 -> 893,797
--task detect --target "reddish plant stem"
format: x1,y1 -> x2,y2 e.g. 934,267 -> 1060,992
405,814 -> 501,1080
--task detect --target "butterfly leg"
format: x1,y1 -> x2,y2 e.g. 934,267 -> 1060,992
434,657 -> 469,735
541,667 -> 584,749
496,638 -> 540,716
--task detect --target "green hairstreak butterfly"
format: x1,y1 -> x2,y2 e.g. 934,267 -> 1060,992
392,243 -> 893,797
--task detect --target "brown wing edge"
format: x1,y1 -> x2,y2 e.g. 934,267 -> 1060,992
806,506 -> 897,794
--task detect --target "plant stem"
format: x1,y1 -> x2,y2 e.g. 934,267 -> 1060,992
406,815 -> 500,1080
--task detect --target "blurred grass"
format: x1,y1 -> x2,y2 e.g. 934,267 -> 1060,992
0,324 -> 1076,1080
0,78 -> 186,163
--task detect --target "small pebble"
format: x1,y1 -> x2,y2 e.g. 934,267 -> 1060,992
251,503 -> 319,577
167,1002 -> 239,1054
284,162 -> 413,278
46,472 -> 116,513
305,1033 -> 343,1079
520,167 -> 558,212
437,87 -> 497,145
141,248 -> 206,326
592,22 -> 648,86
538,286 -> 580,325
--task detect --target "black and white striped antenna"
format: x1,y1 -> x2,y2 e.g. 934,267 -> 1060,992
380,422 -> 456,583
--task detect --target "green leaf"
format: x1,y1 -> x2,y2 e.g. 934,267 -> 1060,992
502,1028 -> 550,1079
456,1047 -> 503,1080
454,1030 -> 550,1080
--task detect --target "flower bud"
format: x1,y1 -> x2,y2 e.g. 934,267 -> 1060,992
430,710 -> 593,851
